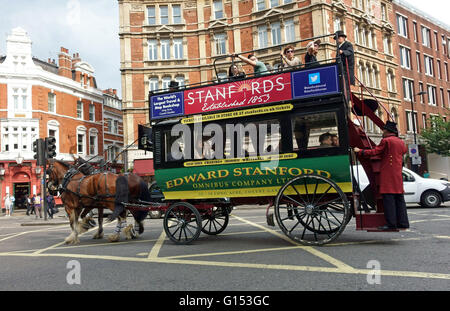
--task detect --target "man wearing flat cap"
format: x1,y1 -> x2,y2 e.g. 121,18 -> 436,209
354,121 -> 410,230
333,30 -> 355,93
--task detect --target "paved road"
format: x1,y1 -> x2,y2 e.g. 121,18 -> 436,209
0,204 -> 449,292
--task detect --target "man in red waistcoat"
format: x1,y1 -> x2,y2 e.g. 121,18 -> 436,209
354,121 -> 410,230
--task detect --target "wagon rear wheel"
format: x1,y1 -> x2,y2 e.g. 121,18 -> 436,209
274,174 -> 350,246
201,206 -> 229,235
163,202 -> 201,245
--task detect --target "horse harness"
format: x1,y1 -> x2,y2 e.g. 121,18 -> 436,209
58,167 -> 115,202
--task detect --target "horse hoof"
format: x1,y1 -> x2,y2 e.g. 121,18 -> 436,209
93,232 -> 104,239
108,233 -> 120,242
123,224 -> 135,240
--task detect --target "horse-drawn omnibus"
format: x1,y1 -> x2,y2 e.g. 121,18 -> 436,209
144,34 -> 398,246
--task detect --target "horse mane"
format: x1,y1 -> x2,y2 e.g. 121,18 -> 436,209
54,159 -> 72,169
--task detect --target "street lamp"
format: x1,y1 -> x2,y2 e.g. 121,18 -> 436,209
409,89 -> 427,173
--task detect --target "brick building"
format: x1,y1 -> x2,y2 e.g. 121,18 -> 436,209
119,0 -> 401,167
0,27 -> 122,209
103,88 -> 125,172
393,0 -> 450,178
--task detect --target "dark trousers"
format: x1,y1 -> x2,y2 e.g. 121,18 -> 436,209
382,194 -> 410,228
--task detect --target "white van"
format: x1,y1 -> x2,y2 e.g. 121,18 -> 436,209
354,166 -> 450,208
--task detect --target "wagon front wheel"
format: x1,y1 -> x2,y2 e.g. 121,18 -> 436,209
163,202 -> 201,245
201,206 -> 229,235
274,174 -> 350,246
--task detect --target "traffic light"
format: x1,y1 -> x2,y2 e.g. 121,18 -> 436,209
45,137 -> 57,159
33,138 -> 46,166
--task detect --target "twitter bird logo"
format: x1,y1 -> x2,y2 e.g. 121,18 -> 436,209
308,73 -> 320,85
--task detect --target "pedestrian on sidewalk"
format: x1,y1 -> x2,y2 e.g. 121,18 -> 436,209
26,195 -> 33,216
34,194 -> 42,219
4,194 -> 11,217
47,194 -> 55,219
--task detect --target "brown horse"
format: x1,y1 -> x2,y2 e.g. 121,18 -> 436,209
46,159 -> 149,244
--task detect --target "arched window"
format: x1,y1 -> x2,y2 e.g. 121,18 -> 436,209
89,128 -> 99,156
76,126 -> 87,155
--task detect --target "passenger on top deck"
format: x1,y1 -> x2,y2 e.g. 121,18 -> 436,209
232,53 -> 268,77
304,39 -> 321,68
280,45 -> 302,69
228,64 -> 246,81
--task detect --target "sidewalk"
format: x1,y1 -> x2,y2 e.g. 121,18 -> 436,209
0,209 -> 69,226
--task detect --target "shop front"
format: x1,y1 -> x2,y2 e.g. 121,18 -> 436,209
0,160 -> 42,210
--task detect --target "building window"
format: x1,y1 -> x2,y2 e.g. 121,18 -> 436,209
270,0 -> 279,8
77,133 -> 85,154
214,33 -> 226,55
402,78 -> 414,101
381,3 -> 387,21
419,82 -> 424,103
113,121 -> 119,134
284,19 -> 295,42
440,88 -> 445,107
413,22 -> 418,42
172,4 -> 181,24
422,26 -> 431,48
77,101 -> 83,119
213,0 -> 223,19
387,70 -> 395,92
173,38 -> 183,59
175,76 -> 185,87
148,40 -> 157,60
416,52 -> 421,73
445,63 -> 449,81
427,85 -> 437,106
383,35 -> 392,54
405,111 -> 418,133
160,5 -> 168,24
434,32 -> 439,51
399,46 -> 411,69
397,15 -> 408,38
271,22 -> 281,46
424,55 -> 434,76
354,24 -> 360,44
149,78 -> 159,92
48,92 -> 56,113
256,0 -> 266,11
422,113 -> 427,129
162,77 -> 171,90
89,104 -> 95,121
258,25 -> 268,48
161,39 -> 170,60
89,131 -> 98,156
437,60 -> 442,79
147,6 -> 156,25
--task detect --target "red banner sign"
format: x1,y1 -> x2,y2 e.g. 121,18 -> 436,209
184,73 -> 292,115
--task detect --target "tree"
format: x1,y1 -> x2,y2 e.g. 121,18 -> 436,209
420,114 -> 450,157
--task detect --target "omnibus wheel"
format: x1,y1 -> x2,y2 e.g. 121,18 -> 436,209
274,174 -> 350,246
201,206 -> 229,235
163,202 -> 201,245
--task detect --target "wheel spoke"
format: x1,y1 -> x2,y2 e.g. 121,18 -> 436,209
282,194 -> 304,207
290,184 -> 309,207
313,185 -> 333,206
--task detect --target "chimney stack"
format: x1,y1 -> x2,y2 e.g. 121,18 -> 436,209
58,47 -> 72,78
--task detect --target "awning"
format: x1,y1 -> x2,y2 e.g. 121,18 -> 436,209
133,159 -> 154,176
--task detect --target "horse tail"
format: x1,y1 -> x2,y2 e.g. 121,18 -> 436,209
130,180 -> 150,223
108,175 -> 129,221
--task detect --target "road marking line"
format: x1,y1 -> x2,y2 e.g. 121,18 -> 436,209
411,218 -> 450,224
147,231 -> 166,259
32,220 -> 117,255
231,215 -> 355,271
164,245 -> 305,259
0,252 -> 449,280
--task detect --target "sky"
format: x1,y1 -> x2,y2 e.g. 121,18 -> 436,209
0,0 -> 449,99
0,0 -> 120,95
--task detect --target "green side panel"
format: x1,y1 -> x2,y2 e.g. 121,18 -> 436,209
155,155 -> 351,199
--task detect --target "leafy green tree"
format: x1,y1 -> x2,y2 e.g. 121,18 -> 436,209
420,114 -> 450,157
